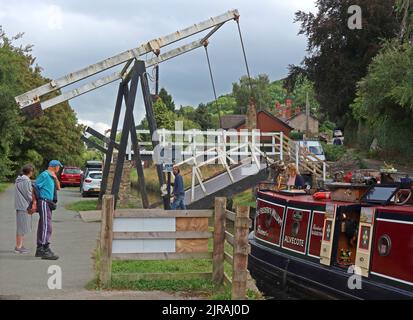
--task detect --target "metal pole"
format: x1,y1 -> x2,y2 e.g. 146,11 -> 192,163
138,60 -> 168,209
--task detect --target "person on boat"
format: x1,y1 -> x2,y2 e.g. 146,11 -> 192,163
286,163 -> 305,189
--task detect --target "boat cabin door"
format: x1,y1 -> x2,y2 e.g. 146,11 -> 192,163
320,203 -> 337,266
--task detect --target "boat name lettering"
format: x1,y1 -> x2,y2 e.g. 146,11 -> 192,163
259,207 -> 283,226
284,235 -> 304,247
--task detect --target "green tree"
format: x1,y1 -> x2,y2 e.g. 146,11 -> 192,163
18,103 -> 85,169
0,27 -> 85,175
286,0 -> 399,126
158,88 -> 175,112
352,40 -> 413,157
232,74 -> 272,112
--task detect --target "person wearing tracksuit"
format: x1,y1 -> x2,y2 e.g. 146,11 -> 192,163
35,160 -> 62,260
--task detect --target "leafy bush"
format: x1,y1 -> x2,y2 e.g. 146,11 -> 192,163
322,143 -> 346,161
289,131 -> 304,140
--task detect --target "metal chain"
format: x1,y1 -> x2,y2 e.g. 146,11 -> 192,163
236,18 -> 254,99
204,44 -> 222,126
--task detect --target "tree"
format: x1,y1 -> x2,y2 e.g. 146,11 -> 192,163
0,26 -> 85,176
138,97 -> 176,130
352,40 -> 413,158
232,74 -> 272,112
17,103 -> 85,169
286,0 -> 399,126
158,88 -> 175,112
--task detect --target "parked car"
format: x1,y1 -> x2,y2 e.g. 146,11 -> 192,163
297,140 -> 326,162
80,160 -> 103,192
81,170 -> 102,197
60,166 -> 82,187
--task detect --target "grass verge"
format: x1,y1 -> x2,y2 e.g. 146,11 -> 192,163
0,182 -> 10,193
65,199 -> 98,211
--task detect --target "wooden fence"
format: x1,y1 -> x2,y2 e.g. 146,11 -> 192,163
98,195 -> 252,299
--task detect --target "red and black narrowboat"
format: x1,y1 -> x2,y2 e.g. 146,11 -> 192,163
248,181 -> 413,299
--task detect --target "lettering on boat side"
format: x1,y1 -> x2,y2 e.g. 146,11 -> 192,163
258,206 -> 283,226
311,224 -> 323,237
283,235 -> 305,247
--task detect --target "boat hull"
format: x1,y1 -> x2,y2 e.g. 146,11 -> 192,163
249,234 -> 413,299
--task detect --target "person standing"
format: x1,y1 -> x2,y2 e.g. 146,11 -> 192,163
35,160 -> 62,260
170,166 -> 186,210
14,164 -> 34,254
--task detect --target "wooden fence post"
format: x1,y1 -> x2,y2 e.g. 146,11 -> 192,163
232,206 -> 250,300
99,194 -> 114,287
212,197 -> 226,285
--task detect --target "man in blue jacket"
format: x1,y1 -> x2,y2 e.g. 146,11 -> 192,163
171,166 -> 186,210
35,160 -> 61,260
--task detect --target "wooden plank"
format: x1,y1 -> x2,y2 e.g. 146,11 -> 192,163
212,197 -> 226,285
176,239 -> 209,253
112,272 -> 212,281
114,209 -> 213,218
176,217 -> 208,232
113,231 -> 212,240
225,231 -> 234,247
99,195 -> 114,286
112,252 -> 212,261
223,272 -> 232,287
232,206 -> 250,300
224,252 -> 233,265
225,210 -> 236,222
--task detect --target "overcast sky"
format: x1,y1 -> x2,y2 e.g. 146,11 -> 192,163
0,0 -> 316,133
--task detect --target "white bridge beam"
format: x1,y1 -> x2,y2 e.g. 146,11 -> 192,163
15,9 -> 239,109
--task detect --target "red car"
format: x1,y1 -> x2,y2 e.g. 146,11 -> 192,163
60,166 -> 82,187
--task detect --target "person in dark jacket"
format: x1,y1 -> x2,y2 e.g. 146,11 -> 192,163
171,166 -> 186,210
14,164 -> 34,254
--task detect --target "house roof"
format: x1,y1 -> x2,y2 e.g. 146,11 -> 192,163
220,115 -> 246,130
287,112 -> 319,122
219,110 -> 293,131
259,109 -> 294,130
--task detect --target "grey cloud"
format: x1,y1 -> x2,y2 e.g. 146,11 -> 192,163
0,0 -> 316,127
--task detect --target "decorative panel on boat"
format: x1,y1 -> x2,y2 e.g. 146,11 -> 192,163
255,199 -> 285,246
320,204 -> 337,266
281,207 -> 311,254
308,211 -> 325,258
370,209 -> 413,286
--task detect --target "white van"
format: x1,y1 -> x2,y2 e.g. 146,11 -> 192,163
297,140 -> 326,162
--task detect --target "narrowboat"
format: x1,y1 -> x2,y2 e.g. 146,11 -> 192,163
248,176 -> 413,299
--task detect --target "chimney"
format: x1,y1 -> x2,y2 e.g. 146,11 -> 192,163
246,97 -> 257,131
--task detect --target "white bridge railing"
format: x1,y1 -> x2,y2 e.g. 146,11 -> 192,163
124,129 -> 327,201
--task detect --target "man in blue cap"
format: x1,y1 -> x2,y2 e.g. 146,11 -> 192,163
35,160 -> 62,260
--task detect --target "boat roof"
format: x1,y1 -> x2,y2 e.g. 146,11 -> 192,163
257,190 -> 413,213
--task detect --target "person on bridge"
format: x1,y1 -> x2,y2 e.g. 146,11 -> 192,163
14,164 -> 34,254
171,165 -> 186,210
35,160 -> 62,260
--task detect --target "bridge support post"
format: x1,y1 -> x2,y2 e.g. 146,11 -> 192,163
97,83 -> 124,210
111,63 -> 140,207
